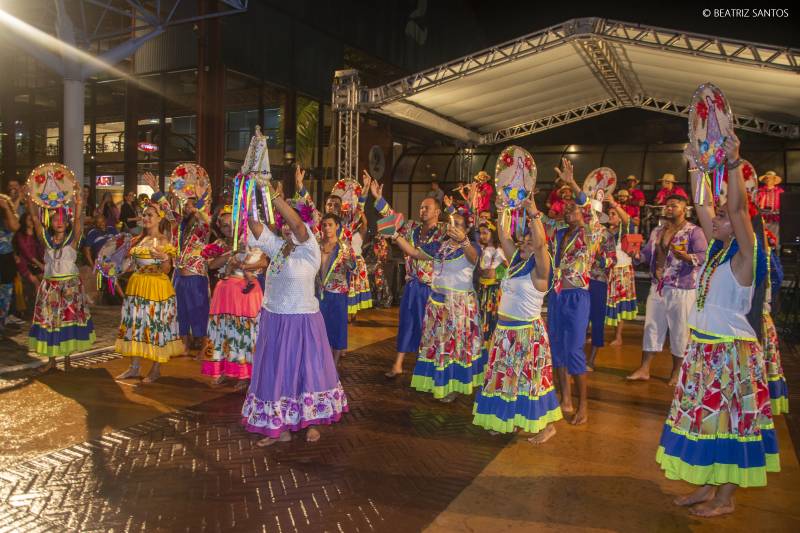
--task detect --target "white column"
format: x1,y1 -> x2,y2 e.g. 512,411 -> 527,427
62,78 -> 85,186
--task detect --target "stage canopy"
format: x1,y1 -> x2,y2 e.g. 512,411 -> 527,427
363,18 -> 800,145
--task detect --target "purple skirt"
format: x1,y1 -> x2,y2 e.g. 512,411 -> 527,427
241,309 -> 348,438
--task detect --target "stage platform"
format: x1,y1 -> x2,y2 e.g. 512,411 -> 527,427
0,308 -> 797,532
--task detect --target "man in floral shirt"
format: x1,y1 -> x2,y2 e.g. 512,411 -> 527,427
548,158 -> 599,426
587,213 -> 617,369
627,194 -> 707,386
365,172 -> 448,379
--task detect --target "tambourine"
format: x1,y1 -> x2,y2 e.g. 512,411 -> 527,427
688,82 -> 734,202
330,178 -> 363,216
583,167 -> 617,200
94,232 -> 133,295
169,163 -> 211,207
495,145 -> 537,209
719,159 -> 759,204
27,163 -> 76,209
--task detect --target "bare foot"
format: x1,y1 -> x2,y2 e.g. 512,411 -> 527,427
116,366 -> 141,380
560,402 -> 575,414
668,372 -> 679,388
690,497 -> 735,517
528,424 -> 556,445
142,368 -> 161,384
674,486 -> 716,507
626,367 -> 650,381
212,375 -> 227,386
38,359 -> 57,374
610,338 -> 623,346
256,432 -> 292,447
440,393 -> 457,403
234,380 -> 250,392
570,408 -> 588,425
384,368 -> 403,379
306,428 -> 321,442
585,365 -> 594,373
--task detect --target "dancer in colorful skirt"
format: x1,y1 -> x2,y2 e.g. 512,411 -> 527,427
390,212 -> 484,400
242,182 -> 347,446
115,201 -> 184,383
587,206 -> 616,370
604,195 -> 638,345
473,195 -> 562,443
762,225 -> 787,415
364,171 -> 449,379
657,136 -> 777,518
476,221 -> 507,342
201,206 -> 266,389
143,172 -> 211,356
24,189 -> 95,371
548,158 -> 599,425
318,213 -> 357,364
347,221 -> 373,318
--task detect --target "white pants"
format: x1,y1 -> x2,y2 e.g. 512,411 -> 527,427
642,283 -> 695,358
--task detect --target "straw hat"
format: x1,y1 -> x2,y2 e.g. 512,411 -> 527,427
758,170 -> 783,184
474,171 -> 491,183
659,173 -> 677,183
625,174 -> 639,184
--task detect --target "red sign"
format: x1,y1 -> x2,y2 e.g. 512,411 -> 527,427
138,142 -> 158,153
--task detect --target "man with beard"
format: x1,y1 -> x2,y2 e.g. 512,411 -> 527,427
365,172 -> 448,379
627,195 -> 707,386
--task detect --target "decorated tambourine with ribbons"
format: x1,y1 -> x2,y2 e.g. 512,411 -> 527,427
330,178 -> 364,224
27,163 -> 76,210
169,163 -> 211,213
688,82 -> 734,203
231,126 -> 275,251
495,145 -> 536,238
718,159 -> 759,205
94,232 -> 133,295
583,167 -> 617,201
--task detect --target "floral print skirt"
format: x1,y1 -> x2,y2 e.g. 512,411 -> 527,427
202,276 -> 263,380
473,317 -> 563,434
763,313 -> 788,416
29,276 -> 95,357
605,264 -> 637,326
347,254 -> 373,315
477,279 -> 501,341
411,290 -> 485,399
241,310 -> 348,438
656,336 -> 779,487
115,271 -> 184,363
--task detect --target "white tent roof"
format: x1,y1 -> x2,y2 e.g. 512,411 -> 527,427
365,18 -> 800,144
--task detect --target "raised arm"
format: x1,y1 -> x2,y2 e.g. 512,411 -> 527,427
607,194 -> 630,225
685,145 -> 714,242
447,224 -> 478,265
724,134 -> 755,285
70,188 -> 84,250
495,196 -> 517,261
391,233 -> 424,260
271,182 -> 309,242
523,197 -> 550,289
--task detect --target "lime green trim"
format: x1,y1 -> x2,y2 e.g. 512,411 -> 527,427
410,373 -> 484,399
604,310 -> 637,326
664,421 -> 775,442
477,386 -> 556,401
497,312 -> 540,323
44,274 -> 79,281
688,326 -> 757,343
770,397 -> 789,416
656,446 -> 779,488
767,375 -> 785,382
472,407 -> 563,434
29,334 -> 96,358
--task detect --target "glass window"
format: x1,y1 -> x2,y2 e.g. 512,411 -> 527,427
644,151 -> 687,188
138,116 -> 161,162
785,150 -> 800,184
410,153 -> 452,183
165,115 -> 196,161
392,152 -> 419,183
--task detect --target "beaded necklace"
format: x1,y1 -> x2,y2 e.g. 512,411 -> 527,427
42,228 -> 73,260
696,238 -> 733,311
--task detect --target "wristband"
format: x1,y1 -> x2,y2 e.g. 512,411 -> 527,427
726,158 -> 743,170
528,211 -> 542,220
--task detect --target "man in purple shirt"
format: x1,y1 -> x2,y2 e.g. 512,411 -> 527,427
627,195 -> 708,386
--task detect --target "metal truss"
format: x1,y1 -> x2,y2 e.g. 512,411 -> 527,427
575,37 -> 638,106
333,69 -> 362,181
481,99 -> 622,145
637,97 -> 800,139
596,18 -> 799,71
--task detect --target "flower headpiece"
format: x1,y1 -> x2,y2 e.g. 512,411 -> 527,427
219,204 -> 233,216
274,197 -> 317,228
143,199 -> 166,219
